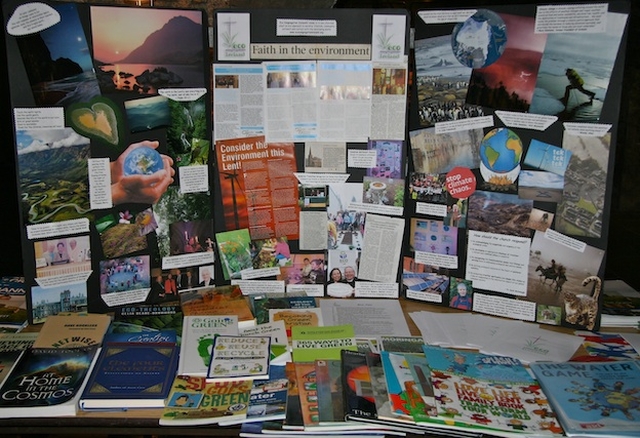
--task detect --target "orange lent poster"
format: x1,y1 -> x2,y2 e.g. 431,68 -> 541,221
216,136 -> 299,240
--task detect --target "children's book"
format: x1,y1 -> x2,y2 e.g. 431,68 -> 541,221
32,313 -> 112,348
207,335 -> 271,382
250,294 -> 317,325
291,323 -> 357,362
79,330 -> 178,410
159,375 -> 252,426
178,315 -> 239,375
219,365 -> 288,426
179,285 -> 256,328
0,346 -> 98,417
530,360 -> 640,437
571,331 -> 640,362
422,345 -> 561,436
379,351 -> 430,422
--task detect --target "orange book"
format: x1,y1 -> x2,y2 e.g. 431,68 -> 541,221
179,285 -> 255,328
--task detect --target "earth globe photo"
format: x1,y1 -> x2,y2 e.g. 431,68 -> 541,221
479,127 -> 523,184
451,9 -> 507,69
123,146 -> 164,176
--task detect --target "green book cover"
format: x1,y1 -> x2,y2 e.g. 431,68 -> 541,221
291,324 -> 357,362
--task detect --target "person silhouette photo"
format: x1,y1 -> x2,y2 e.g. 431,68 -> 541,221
562,68 -> 595,107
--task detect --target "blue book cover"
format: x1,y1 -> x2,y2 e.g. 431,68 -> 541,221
0,346 -> 98,417
530,360 -> 640,436
79,331 -> 178,410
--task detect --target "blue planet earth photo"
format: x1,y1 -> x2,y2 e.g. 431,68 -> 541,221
123,146 -> 164,176
451,9 -> 507,69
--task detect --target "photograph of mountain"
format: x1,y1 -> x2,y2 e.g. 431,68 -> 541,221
90,6 -> 205,95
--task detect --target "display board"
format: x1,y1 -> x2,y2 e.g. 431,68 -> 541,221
210,8 -> 411,299
403,1 -> 629,330
3,0 -> 212,317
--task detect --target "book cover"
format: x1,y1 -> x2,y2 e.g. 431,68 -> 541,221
294,361 -> 319,428
379,335 -> 426,354
379,351 -> 428,422
111,303 -> 183,340
250,294 -> 317,325
178,315 -> 239,375
179,285 -> 255,327
0,346 -> 98,417
291,324 -> 357,362
341,349 -> 377,420
530,360 -> 640,437
159,375 -> 252,426
283,361 -> 304,430
32,313 -> 112,348
219,365 -> 288,426
0,332 -> 39,386
422,345 -> 560,435
315,359 -> 344,424
571,331 -> 640,362
0,276 -> 28,330
79,331 -> 178,410
269,307 -> 323,338
207,335 -> 271,382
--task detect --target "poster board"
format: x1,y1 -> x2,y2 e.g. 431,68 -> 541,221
211,8 -> 411,299
403,1 -> 630,330
2,0 -> 212,319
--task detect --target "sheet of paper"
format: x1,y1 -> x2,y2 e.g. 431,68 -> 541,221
319,298 -> 410,337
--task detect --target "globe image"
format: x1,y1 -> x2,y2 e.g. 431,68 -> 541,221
123,146 -> 164,176
479,128 -> 523,174
451,9 -> 507,69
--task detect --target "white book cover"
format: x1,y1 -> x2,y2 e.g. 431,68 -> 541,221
178,315 -> 239,376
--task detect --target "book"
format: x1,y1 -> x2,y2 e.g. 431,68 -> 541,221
178,315 -> 239,375
422,345 -> 560,436
0,332 -> 39,386
0,276 -> 28,331
341,349 -> 377,420
283,361 -> 304,430
159,375 -> 253,426
315,359 -> 344,425
600,279 -> 640,328
207,335 -> 271,382
32,313 -> 112,348
79,330 -> 178,410
571,331 -> 640,362
179,285 -> 256,328
219,365 -> 289,426
111,303 -> 183,340
379,335 -> 426,354
530,360 -> 640,437
291,324 -> 357,362
0,346 -> 98,417
380,351 -> 430,422
269,307 -> 323,338
294,361 -> 320,428
250,294 -> 317,325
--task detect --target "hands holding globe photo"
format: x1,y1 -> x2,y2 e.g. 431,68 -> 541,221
111,140 -> 175,205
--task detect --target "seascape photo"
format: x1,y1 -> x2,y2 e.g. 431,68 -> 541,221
15,2 -> 100,107
90,6 -> 205,95
125,95 -> 171,133
529,12 -> 628,121
16,127 -> 91,225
